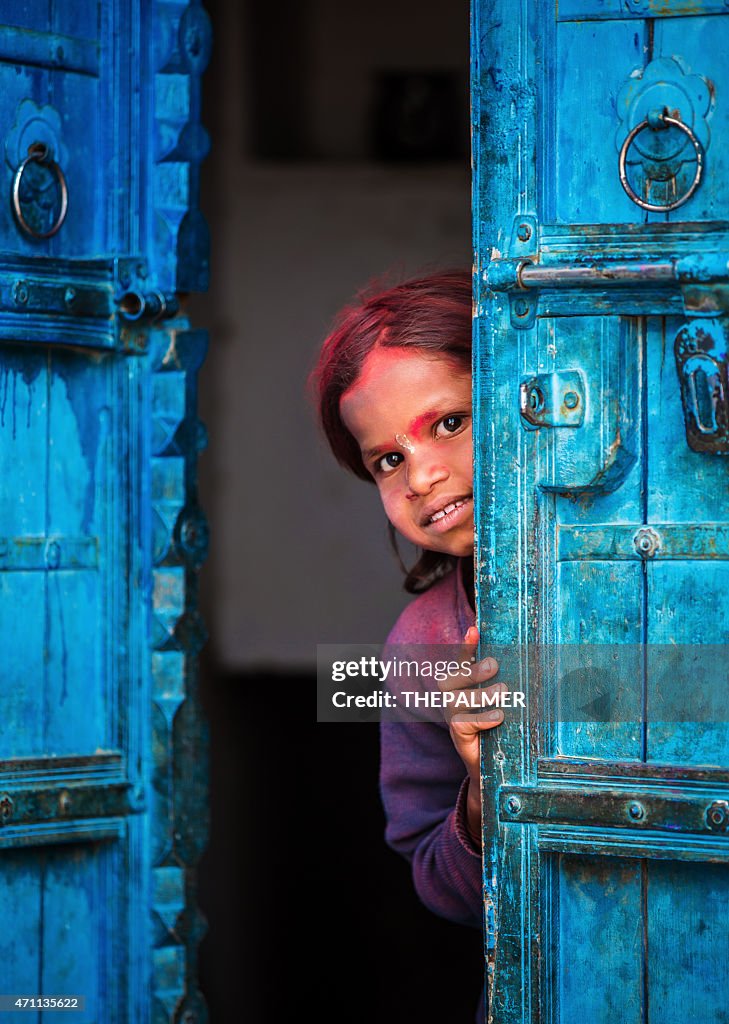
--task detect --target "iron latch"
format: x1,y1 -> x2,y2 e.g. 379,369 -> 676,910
486,251 -> 729,293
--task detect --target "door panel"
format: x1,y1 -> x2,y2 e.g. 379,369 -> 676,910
0,46 -> 104,259
556,561 -> 643,762
555,856 -> 729,1024
655,18 -> 729,219
2,343 -> 116,759
646,859 -> 729,1022
556,855 -> 643,1024
0,842 -> 123,1024
473,1 -> 729,1021
551,20 -> 646,223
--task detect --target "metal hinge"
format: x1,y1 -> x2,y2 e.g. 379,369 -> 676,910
500,784 -> 729,836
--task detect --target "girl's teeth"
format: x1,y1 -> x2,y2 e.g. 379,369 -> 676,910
430,499 -> 465,523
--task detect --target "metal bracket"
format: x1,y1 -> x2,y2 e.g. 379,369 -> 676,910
482,215 -> 539,328
519,370 -> 585,430
509,213 -> 538,328
500,784 -> 729,836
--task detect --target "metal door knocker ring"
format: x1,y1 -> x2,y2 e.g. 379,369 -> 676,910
618,114 -> 704,213
12,141 -> 68,239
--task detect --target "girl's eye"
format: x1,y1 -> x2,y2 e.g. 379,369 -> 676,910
377,452 -> 404,474
436,414 -> 466,437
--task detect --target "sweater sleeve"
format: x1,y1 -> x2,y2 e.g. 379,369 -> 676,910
378,565 -> 483,929
380,717 -> 483,928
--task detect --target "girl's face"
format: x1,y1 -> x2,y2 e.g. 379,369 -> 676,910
340,347 -> 474,559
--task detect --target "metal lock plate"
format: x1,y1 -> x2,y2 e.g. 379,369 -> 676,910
674,319 -> 729,454
519,370 -> 586,429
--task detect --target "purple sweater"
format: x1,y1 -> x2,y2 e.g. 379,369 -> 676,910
379,560 -> 482,928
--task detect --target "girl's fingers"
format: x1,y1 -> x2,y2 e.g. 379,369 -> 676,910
438,656 -> 502,693
460,626 -> 501,684
462,625 -> 479,664
471,657 -> 500,683
441,686 -> 507,725
451,709 -> 504,729
436,627 -> 506,728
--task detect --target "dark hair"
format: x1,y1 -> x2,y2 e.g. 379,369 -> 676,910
310,269 -> 472,593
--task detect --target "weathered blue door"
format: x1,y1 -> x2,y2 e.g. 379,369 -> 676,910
473,2 -> 729,1021
0,4 -> 209,1020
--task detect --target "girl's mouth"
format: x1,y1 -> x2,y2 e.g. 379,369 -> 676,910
424,496 -> 472,532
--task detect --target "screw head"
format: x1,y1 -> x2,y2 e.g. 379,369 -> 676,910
514,298 -> 530,318
506,795 -> 522,815
563,391 -> 579,410
633,527 -> 661,559
706,801 -> 729,832
516,223 -> 532,242
628,801 -> 645,821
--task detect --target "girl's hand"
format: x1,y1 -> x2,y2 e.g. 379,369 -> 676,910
437,625 -> 506,843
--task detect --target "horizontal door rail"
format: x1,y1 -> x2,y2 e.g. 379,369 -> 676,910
0,755 -> 139,847
485,251 -> 729,292
0,535 -> 99,571
0,781 -> 132,828
500,784 -> 729,836
537,827 -> 729,863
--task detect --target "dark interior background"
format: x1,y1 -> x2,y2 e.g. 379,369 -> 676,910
188,2 -> 483,1020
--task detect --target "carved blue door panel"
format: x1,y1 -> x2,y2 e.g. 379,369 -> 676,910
0,3 -> 209,1021
473,3 -> 729,1021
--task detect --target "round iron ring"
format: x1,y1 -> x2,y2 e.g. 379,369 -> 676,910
618,115 -> 704,213
12,142 -> 69,239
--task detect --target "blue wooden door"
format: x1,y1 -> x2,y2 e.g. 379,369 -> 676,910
0,3 -> 210,1020
473,2 -> 729,1021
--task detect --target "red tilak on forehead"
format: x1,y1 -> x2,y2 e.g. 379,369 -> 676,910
406,411 -> 438,437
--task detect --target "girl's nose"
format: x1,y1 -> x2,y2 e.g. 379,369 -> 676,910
406,454 -> 449,495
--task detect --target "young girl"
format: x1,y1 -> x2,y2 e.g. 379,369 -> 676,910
312,270 -> 505,1017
